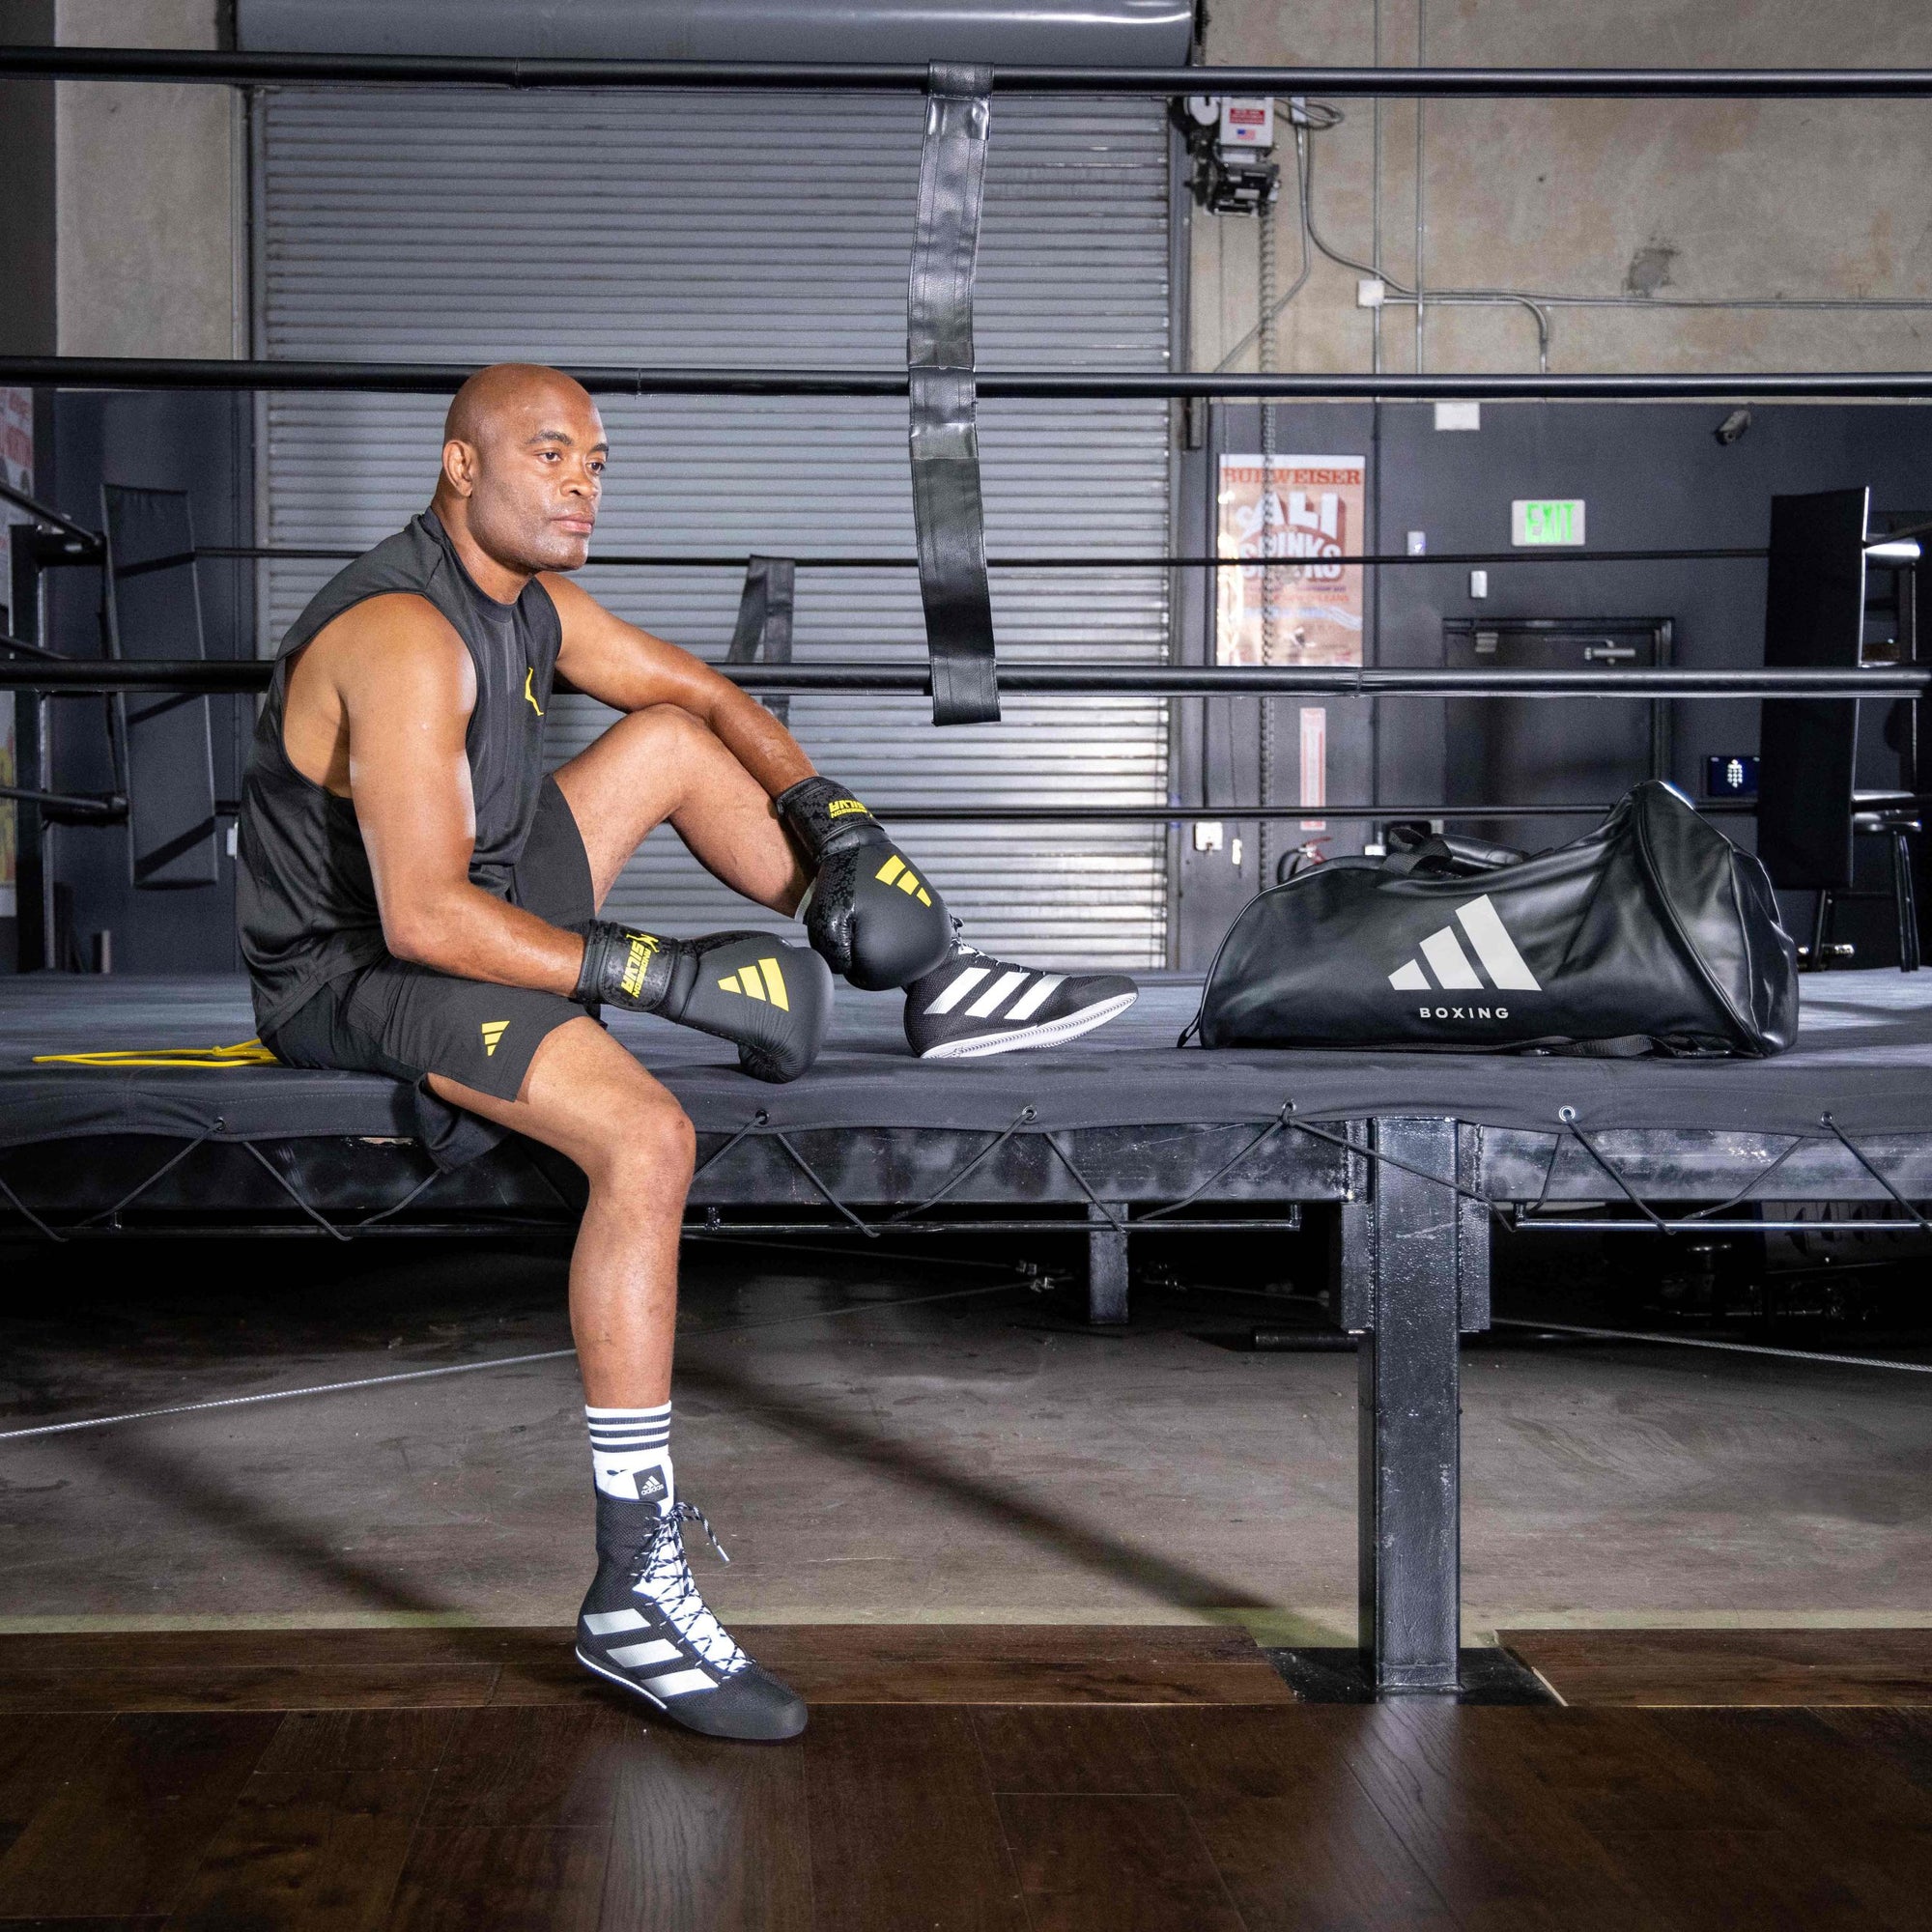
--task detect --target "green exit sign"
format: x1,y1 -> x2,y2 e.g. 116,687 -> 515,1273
1512,498 -> 1586,546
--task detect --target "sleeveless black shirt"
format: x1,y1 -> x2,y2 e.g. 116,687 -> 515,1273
237,511 -> 563,1034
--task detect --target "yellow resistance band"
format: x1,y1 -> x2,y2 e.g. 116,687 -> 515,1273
32,1039 -> 279,1070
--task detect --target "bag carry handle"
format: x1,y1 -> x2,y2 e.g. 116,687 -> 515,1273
1381,824 -> 1529,878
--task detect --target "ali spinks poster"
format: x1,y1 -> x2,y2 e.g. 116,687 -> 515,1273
1215,453 -> 1366,667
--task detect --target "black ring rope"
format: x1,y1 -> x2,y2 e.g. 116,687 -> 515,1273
1027,1134 -> 1124,1232
0,1172 -> 69,1243
14,356 -> 1932,403
691,1109 -> 772,1181
768,1131 -> 880,1237
238,1140 -> 355,1241
1133,1107 -> 1299,1222
1670,1134 -> 1806,1220
183,545 -> 1776,570
1556,1112 -> 1671,1231
4,662 -> 1919,697
1818,1113 -> 1932,1232
350,1166 -> 446,1231
75,1117 -> 226,1229
882,1105 -> 1038,1224
1279,1112 -> 1500,1214
8,48 -> 1932,97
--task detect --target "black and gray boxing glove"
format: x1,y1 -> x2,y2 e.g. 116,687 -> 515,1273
574,923 -> 832,1084
776,775 -> 953,991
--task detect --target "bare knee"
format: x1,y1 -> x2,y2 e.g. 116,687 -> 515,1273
580,1090 -> 696,1197
616,702 -> 716,764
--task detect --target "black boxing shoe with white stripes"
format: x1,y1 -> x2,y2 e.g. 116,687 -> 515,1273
903,933 -> 1138,1059
576,1493 -> 806,1742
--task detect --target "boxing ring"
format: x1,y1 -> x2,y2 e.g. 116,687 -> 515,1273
6,42 -> 1932,1695
8,968 -> 1932,1692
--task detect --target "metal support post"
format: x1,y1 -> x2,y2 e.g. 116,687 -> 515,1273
8,533 -> 49,971
1087,1202 -> 1129,1324
1339,1117 -> 1490,1695
6,522 -> 105,969
1891,825 -> 1921,972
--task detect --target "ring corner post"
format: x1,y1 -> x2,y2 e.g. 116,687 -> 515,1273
1348,1116 -> 1483,1697
1087,1201 -> 1129,1324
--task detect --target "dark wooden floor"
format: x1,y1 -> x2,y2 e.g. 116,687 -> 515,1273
1501,1626 -> 1932,1707
3,1627 -> 1930,1931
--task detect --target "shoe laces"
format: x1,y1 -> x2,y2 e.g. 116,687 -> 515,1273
625,1501 -> 746,1675
946,918 -> 998,969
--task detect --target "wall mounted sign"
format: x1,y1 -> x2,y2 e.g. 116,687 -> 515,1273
1216,453 -> 1366,666
1511,497 -> 1586,546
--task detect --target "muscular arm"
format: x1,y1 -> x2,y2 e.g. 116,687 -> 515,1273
315,598 -> 585,993
542,571 -> 814,795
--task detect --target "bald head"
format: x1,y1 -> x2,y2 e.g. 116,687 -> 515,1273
442,362 -> 596,449
432,362 -> 607,585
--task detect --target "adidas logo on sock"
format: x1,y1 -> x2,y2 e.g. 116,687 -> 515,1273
1388,895 -> 1542,994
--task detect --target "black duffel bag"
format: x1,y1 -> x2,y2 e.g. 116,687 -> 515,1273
1189,781 -> 1799,1057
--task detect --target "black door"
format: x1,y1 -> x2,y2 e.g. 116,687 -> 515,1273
1441,616 -> 1672,855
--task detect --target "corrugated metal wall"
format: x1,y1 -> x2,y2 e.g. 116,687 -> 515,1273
256,90 -> 1172,965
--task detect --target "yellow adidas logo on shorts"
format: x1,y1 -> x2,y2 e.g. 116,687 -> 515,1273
874,853 -> 933,906
480,1020 -> 509,1057
716,958 -> 790,1009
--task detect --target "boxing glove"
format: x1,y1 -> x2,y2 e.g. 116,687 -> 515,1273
776,775 -> 953,991
575,923 -> 832,1083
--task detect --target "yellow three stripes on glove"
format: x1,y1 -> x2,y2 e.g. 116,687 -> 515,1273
873,854 -> 933,907
715,957 -> 791,1009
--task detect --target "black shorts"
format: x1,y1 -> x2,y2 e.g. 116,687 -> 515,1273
264,777 -> 596,1115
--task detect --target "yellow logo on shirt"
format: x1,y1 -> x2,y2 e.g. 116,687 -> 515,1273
524,667 -> 544,716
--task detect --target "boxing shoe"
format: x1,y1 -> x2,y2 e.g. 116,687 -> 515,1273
776,775 -> 954,990
575,923 -> 832,1082
904,928 -> 1139,1059
576,1492 -> 806,1743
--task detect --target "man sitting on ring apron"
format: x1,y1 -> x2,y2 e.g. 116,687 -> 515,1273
236,363 -> 1138,1740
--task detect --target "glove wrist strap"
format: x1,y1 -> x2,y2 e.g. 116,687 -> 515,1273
576,922 -> 679,1011
776,774 -> 883,861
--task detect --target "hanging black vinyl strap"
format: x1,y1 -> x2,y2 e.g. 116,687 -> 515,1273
725,554 -> 795,725
907,62 -> 999,726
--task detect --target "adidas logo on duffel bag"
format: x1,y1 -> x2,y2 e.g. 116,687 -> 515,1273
1387,894 -> 1542,994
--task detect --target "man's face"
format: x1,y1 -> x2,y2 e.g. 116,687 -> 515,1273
448,386 -> 607,574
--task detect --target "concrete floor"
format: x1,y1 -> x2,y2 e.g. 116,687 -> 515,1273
2,1235 -> 1929,1643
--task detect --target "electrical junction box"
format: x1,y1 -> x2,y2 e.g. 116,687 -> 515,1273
1218,98 -> 1274,150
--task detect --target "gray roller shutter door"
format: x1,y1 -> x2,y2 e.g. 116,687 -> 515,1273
256,91 -> 1171,967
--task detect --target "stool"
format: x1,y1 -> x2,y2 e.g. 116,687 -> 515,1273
1809,810 -> 1922,972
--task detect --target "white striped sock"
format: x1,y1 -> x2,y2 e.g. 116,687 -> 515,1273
586,1401 -> 674,1505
